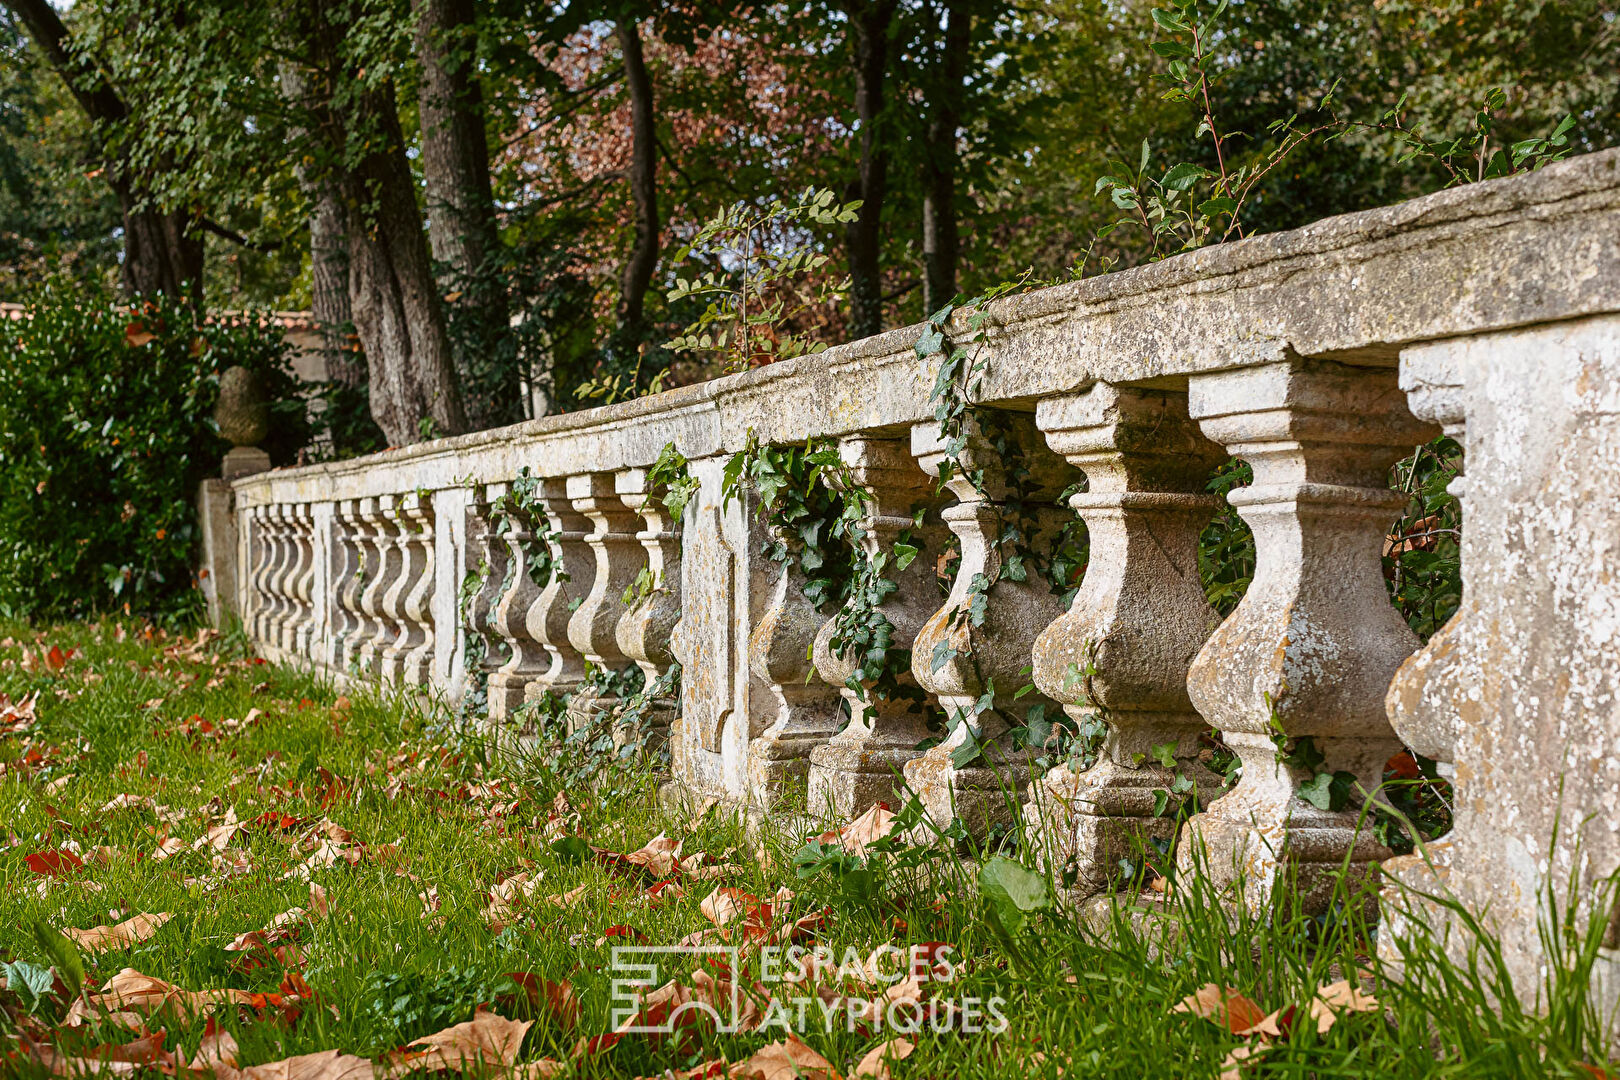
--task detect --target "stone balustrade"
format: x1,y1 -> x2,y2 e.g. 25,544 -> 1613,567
212,150 -> 1620,1022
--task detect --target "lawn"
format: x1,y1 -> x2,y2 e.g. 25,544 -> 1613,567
0,621 -> 1612,1078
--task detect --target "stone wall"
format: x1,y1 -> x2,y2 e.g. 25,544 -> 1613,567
214,149 -> 1620,1018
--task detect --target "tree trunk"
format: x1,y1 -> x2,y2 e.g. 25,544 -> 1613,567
842,0 -> 897,339
922,1 -> 970,316
615,18 -> 659,337
4,0 -> 203,306
342,80 -> 469,446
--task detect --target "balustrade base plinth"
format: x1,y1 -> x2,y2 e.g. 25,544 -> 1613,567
747,731 -> 836,812
1376,837 -> 1458,978
903,746 -> 1038,840
1028,758 -> 1221,894
806,741 -> 923,820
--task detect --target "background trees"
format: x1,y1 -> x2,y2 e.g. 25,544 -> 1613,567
1,0 -> 1616,447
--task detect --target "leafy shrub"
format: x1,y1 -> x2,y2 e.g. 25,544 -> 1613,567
0,277 -> 307,622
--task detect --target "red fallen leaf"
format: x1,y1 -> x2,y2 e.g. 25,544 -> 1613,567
500,973 -> 580,1029
572,1032 -> 623,1058
645,879 -> 686,905
26,848 -> 84,877
254,811 -> 308,832
600,925 -> 647,942
1386,751 -> 1423,781
1171,984 -> 1269,1034
124,321 -> 156,347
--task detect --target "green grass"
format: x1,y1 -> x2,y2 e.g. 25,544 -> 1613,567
0,621 -> 1613,1078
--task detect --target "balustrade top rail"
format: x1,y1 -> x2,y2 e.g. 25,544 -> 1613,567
233,148 -> 1620,508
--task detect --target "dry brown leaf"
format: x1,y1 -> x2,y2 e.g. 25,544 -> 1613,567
1170,984 -> 1268,1035
851,1038 -> 913,1079
64,912 -> 173,954
729,1037 -> 840,1080
624,833 -> 683,878
66,967 -> 255,1026
234,1048 -> 376,1080
700,886 -> 758,928
1220,1042 -> 1267,1080
152,836 -> 187,861
382,1010 -> 533,1078
1308,979 -> 1378,1033
547,884 -> 588,908
178,1019 -> 241,1076
814,804 -> 895,857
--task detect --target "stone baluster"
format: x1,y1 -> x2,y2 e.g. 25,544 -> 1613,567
354,496 -> 402,677
905,411 -> 1079,836
486,489 -> 550,719
807,435 -> 948,819
381,493 -> 435,684
332,500 -> 368,671
254,505 -> 287,646
287,504 -> 318,656
566,473 -> 646,723
245,506 -> 274,644
1178,358 -> 1437,913
1024,385 -> 1225,891
1385,351 -> 1470,778
614,468 -> 682,734
747,518 -> 845,808
523,477 -> 598,708
463,483 -> 512,685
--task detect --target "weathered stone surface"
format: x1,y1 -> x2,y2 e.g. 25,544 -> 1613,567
904,411 -> 1076,836
1025,385 -> 1225,891
216,365 -> 269,448
1378,315 -> 1620,1019
807,435 -> 949,819
1178,359 -> 1437,914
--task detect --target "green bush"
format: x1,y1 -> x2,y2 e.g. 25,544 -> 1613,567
0,278 -> 307,622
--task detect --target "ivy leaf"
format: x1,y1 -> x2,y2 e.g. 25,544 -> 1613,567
0,960 -> 54,1014
950,732 -> 983,770
930,639 -> 958,674
979,856 -> 1051,936
1297,770 -> 1356,811
1152,789 -> 1172,817
914,325 -> 946,359
893,542 -> 918,571
1151,742 -> 1177,769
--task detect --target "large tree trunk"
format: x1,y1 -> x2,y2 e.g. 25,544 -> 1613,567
615,18 -> 659,337
343,80 -> 469,446
922,1 -> 970,316
5,0 -> 203,305
413,0 -> 508,430
842,0 -> 897,339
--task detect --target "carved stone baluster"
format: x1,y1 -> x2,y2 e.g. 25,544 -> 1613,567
255,505 -> 286,647
905,411 -> 1079,836
806,435 -> 948,819
463,483 -> 511,686
1178,359 -> 1437,913
747,520 -> 844,809
288,504 -> 318,657
334,500 -> 371,671
355,496 -> 402,677
1385,352 -> 1470,779
1024,386 -> 1224,891
524,477 -> 598,707
566,473 -> 645,724
246,506 -> 275,645
615,469 -> 682,736
327,502 -> 361,670
1378,346 -> 1472,964
487,489 -> 549,719
385,493 -> 436,684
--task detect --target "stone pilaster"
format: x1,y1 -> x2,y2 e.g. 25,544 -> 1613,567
904,411 -> 1077,836
806,435 -> 948,819
1178,358 -> 1436,913
1025,385 -> 1225,891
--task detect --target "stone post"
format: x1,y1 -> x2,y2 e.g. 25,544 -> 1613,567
806,435 -> 948,819
1024,385 -> 1224,892
904,411 -> 1077,836
1178,358 -> 1435,913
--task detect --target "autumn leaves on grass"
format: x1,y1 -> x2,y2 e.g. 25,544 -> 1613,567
1171,978 -> 1379,1078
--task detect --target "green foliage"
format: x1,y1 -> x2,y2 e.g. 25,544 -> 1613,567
0,278 -> 306,622
647,441 -> 699,523
357,966 -> 518,1052
666,188 -> 859,372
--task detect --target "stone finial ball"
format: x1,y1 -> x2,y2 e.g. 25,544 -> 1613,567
216,365 -> 270,447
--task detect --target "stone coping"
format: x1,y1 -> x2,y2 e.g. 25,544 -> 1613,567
234,148 -> 1620,507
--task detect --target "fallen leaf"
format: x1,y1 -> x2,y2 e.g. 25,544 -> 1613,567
25,848 -> 84,878
1170,984 -> 1268,1035
382,1009 -> 533,1077
700,887 -> 758,928
816,804 -> 895,857
66,968 -> 255,1026
235,1048 -> 376,1080
852,1038 -> 913,1079
1308,979 -> 1378,1033
65,912 -> 174,954
729,1037 -> 840,1080
1220,1042 -> 1268,1080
